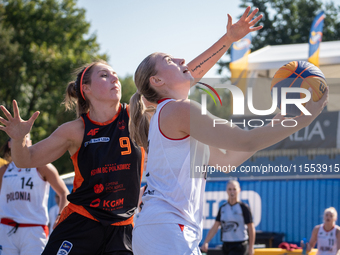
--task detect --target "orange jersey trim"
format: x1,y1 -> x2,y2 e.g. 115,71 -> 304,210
140,147 -> 145,183
86,104 -> 122,126
126,104 -> 130,118
70,150 -> 84,193
68,203 -> 98,222
67,203 -> 134,226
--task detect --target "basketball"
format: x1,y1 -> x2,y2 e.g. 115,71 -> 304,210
271,61 -> 327,116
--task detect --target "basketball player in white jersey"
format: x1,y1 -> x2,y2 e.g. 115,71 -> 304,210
0,134 -> 69,255
129,6 -> 328,255
308,207 -> 340,255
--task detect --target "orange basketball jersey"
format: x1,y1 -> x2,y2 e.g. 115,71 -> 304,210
68,103 -> 144,226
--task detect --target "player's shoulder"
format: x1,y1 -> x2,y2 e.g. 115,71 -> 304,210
335,225 -> 340,234
219,201 -> 229,209
54,118 -> 84,138
160,99 -> 190,118
0,164 -> 9,174
239,201 -> 250,208
314,224 -> 322,232
162,98 -> 190,109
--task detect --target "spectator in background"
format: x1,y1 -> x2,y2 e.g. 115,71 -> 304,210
0,134 -> 69,255
201,180 -> 255,255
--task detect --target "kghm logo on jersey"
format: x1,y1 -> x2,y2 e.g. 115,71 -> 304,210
84,137 -> 110,147
56,240 -> 73,255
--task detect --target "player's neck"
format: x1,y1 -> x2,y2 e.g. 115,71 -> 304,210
88,102 -> 120,123
323,223 -> 335,231
228,199 -> 238,205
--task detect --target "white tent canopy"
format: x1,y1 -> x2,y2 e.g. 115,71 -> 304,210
248,40 -> 340,73
244,40 -> 340,113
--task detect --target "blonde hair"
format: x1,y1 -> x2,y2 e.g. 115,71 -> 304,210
324,207 -> 338,221
63,60 -> 109,117
227,180 -> 241,190
129,53 -> 162,149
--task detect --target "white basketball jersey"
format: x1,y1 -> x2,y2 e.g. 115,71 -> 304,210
0,162 -> 50,225
135,99 -> 210,239
317,224 -> 338,255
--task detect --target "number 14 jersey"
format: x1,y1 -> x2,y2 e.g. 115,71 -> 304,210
0,161 -> 50,225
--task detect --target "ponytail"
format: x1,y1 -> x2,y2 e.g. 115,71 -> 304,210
129,53 -> 164,150
63,60 -> 108,118
129,91 -> 155,150
64,80 -> 89,117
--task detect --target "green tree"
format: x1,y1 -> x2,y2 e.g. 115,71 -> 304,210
0,0 -> 107,174
218,0 -> 340,73
120,75 -> 137,104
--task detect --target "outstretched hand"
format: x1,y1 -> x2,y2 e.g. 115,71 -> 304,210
304,86 -> 329,118
0,100 -> 39,140
226,6 -> 263,42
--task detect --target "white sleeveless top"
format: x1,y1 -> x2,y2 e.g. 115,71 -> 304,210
135,99 -> 210,238
0,161 -> 50,225
317,224 -> 338,255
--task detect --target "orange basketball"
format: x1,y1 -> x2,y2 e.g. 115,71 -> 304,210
271,61 -> 327,116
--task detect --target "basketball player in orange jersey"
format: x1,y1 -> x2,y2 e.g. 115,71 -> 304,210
129,7 -> 329,255
308,207 -> 340,255
0,59 -> 145,254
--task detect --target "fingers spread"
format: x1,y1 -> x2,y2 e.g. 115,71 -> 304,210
240,6 -> 251,21
227,14 -> 232,29
0,105 -> 13,120
0,116 -> 9,125
28,111 -> 40,125
250,25 -> 263,32
246,8 -> 259,22
12,100 -> 20,119
249,14 -> 263,26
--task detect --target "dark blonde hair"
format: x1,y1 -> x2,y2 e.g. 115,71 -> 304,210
129,53 -> 162,150
1,138 -> 11,162
1,134 -> 31,162
64,60 -> 109,117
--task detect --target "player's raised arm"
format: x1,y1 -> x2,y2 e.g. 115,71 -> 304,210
0,100 -> 80,168
188,6 -> 263,83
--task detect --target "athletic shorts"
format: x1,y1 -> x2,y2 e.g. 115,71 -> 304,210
42,212 -> 133,255
0,223 -> 48,255
222,240 -> 248,255
132,223 -> 201,255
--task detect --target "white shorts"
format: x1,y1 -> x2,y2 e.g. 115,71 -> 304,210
132,223 -> 201,255
0,223 -> 48,255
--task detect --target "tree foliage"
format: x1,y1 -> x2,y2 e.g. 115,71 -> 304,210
120,75 -> 137,105
217,0 -> 340,73
0,0 -> 108,174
